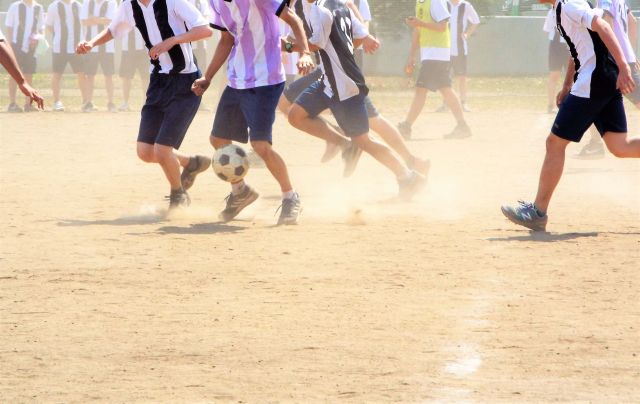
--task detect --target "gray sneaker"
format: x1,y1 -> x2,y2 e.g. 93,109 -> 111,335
167,189 -> 191,210
573,141 -> 605,160
181,155 -> 212,190
501,200 -> 548,232
277,193 -> 302,225
398,171 -> 427,201
444,123 -> 472,139
219,185 -> 259,222
342,141 -> 363,178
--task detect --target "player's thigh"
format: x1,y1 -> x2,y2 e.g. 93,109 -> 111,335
551,94 -> 600,142
158,73 -> 201,149
212,86 -> 249,143
283,67 -> 323,104
593,93 -> 627,139
293,80 -> 330,119
330,94 -> 370,138
241,82 -> 284,143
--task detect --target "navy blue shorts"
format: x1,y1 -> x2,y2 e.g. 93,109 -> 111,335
416,60 -> 452,91
295,80 -> 369,137
552,93 -> 627,142
212,82 -> 285,144
138,71 -> 202,149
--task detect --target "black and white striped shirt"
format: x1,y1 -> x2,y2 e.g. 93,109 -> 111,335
5,0 -> 45,53
108,0 -> 207,74
81,0 -> 117,53
46,0 -> 84,54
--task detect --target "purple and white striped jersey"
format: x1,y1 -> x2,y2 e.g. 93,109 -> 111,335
209,0 -> 288,89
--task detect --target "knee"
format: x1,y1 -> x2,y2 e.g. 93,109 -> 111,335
211,136 -> 230,150
251,141 -> 272,158
137,145 -> 155,163
287,105 -> 305,128
352,133 -> 372,148
605,141 -> 628,158
545,134 -> 568,154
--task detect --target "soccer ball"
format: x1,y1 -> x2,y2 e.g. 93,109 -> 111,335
212,144 -> 250,182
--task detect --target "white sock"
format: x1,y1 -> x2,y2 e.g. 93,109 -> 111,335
282,190 -> 296,200
398,169 -> 413,181
231,181 -> 245,195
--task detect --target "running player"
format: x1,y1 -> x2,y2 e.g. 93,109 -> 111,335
397,0 -> 471,140
501,0 -> 639,231
77,0 -> 213,210
0,28 -> 44,109
4,0 -> 44,112
191,0 -> 314,225
287,0 -> 427,200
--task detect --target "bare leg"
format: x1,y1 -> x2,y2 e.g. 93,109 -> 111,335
136,142 -> 191,167
547,70 -> 561,110
122,77 -> 132,105
105,75 -> 114,105
52,73 -> 62,102
288,104 -> 349,146
602,132 -> 640,158
403,87 -> 428,126
440,87 -> 466,125
9,76 -> 18,104
86,74 -> 95,104
458,75 -> 468,104
533,134 -> 570,213
278,94 -> 293,115
352,133 -> 406,178
154,144 -> 183,190
78,74 -> 89,104
251,140 -> 293,192
369,115 -> 430,175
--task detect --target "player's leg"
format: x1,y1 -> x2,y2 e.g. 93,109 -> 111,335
397,61 -> 433,139
598,93 -> 640,158
8,72 -> 20,112
51,54 -> 66,111
547,70 -> 561,113
440,86 -> 471,139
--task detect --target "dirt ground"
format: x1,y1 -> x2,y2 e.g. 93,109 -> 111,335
1,88 -> 639,402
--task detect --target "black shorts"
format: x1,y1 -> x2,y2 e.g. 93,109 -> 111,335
52,52 -> 84,74
549,40 -> 568,72
416,60 -> 452,91
84,52 -> 115,76
14,48 -> 37,75
625,63 -> 640,105
451,54 -> 467,76
138,72 -> 202,148
119,50 -> 150,79
552,92 -> 627,142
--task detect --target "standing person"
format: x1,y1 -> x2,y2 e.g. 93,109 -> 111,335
0,28 -> 44,109
352,0 -> 371,70
188,0 -> 208,70
77,0 -> 213,210
4,0 -> 44,112
81,0 -> 117,112
191,0 -> 314,225
436,0 -> 479,113
397,0 -> 471,140
118,26 -> 149,111
46,0 -> 89,112
501,0 -> 639,232
544,6 -> 568,114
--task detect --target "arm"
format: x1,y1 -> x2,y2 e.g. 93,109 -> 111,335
629,11 -> 637,55
148,24 -> 212,59
405,28 -> 419,74
591,15 -> 635,93
279,5 -> 314,75
464,23 -> 478,39
406,16 -> 448,32
556,57 -> 575,106
76,27 -> 113,53
0,40 -> 44,108
346,1 -> 365,24
191,30 -> 234,96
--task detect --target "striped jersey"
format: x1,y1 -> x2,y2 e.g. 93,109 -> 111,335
544,8 -> 566,43
81,0 -> 117,53
4,1 -> 45,53
448,0 -> 479,56
304,0 -> 369,101
108,0 -> 208,74
598,0 -> 636,63
554,0 -> 619,98
45,0 -> 84,54
208,0 -> 288,89
188,0 -> 209,50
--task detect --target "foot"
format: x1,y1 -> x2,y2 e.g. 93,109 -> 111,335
435,104 -> 448,113
277,193 -> 302,225
501,200 -> 548,232
219,185 -> 259,222
321,123 -> 345,163
412,158 -> 431,177
167,189 -> 191,210
7,103 -> 23,113
82,102 -> 95,113
573,141 -> 605,160
443,123 -> 472,139
181,155 -> 212,191
53,101 -> 65,112
398,171 -> 427,201
397,121 -> 412,140
23,103 -> 39,112
118,102 -> 130,112
107,102 -> 118,113
461,102 -> 472,113
342,141 -> 363,178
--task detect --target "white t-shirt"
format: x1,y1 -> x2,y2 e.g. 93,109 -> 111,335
0,29 -> 6,41
46,0 -> 84,54
279,19 -> 298,76
543,8 -> 566,42
420,0 -> 451,61
356,0 -> 371,22
449,0 -> 480,56
5,1 -> 45,53
598,0 -> 636,63
81,0 -> 117,53
188,0 -> 208,50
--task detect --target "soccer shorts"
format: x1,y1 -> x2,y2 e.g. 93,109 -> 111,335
552,92 -> 627,142
416,60 -> 452,91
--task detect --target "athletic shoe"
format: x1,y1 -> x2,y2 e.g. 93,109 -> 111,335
411,158 -> 431,177
7,103 -> 23,113
443,123 -> 472,139
398,171 -> 427,201
180,155 -> 212,191
501,200 -> 548,232
573,141 -> 605,160
167,189 -> 191,210
82,102 -> 96,113
320,123 -> 345,163
397,121 -> 412,140
219,185 -> 259,222
23,103 -> 39,112
462,102 -> 472,113
118,103 -> 130,112
276,193 -> 301,225
53,101 -> 65,112
107,102 -> 118,113
435,104 -> 448,113
342,141 -> 363,178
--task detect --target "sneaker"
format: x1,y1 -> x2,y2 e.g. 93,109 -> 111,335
107,102 -> 118,113
180,155 -> 212,191
397,121 -> 412,140
501,200 -> 548,232
7,103 -> 23,113
398,171 -> 427,201
23,103 -> 39,112
573,141 -> 605,160
435,104 -> 448,113
219,185 -> 259,222
118,103 -> 130,112
321,123 -> 345,163
82,101 -> 96,113
411,157 -> 431,178
167,189 -> 191,210
461,102 -> 472,113
276,193 -> 302,225
443,123 -> 472,139
53,101 -> 65,112
342,141 -> 363,178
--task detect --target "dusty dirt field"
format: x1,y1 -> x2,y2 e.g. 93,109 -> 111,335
1,89 -> 639,402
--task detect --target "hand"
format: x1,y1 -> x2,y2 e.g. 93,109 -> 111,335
76,41 -> 93,54
405,16 -> 421,28
149,37 -> 176,60
616,64 -> 636,95
191,77 -> 211,96
19,82 -> 44,110
362,35 -> 380,54
296,53 -> 315,75
405,56 -> 415,76
462,32 -> 468,40
556,86 -> 571,107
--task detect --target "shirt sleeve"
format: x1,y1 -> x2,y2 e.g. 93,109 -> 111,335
45,3 -> 55,27
562,0 -> 602,29
466,3 -> 480,25
307,3 -> 333,49
598,0 -> 614,16
260,0 -> 290,17
430,0 -> 450,23
5,4 -> 16,28
543,9 -> 554,33
80,0 -> 89,20
351,8 -> 369,39
174,0 -> 208,29
0,28 -> 5,41
208,2 -> 226,31
359,0 -> 372,22
107,2 -> 134,38
106,0 -> 117,20
198,0 -> 209,18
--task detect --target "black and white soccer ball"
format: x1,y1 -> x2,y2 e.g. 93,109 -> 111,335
212,144 -> 250,183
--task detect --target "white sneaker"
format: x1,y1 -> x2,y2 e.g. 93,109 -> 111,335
118,103 -> 130,112
53,101 -> 65,112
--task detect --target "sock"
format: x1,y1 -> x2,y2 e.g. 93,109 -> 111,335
282,190 -> 296,200
171,187 -> 184,194
231,181 -> 245,195
398,168 -> 413,181
533,204 -> 545,217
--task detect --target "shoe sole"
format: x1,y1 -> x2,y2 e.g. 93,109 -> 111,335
219,191 -> 259,222
500,207 -> 547,232
343,147 -> 363,178
571,153 -> 605,160
399,177 -> 427,201
278,205 -> 302,226
181,156 -> 212,191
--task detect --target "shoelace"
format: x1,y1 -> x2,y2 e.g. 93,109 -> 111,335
517,200 -> 535,210
274,198 -> 298,217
